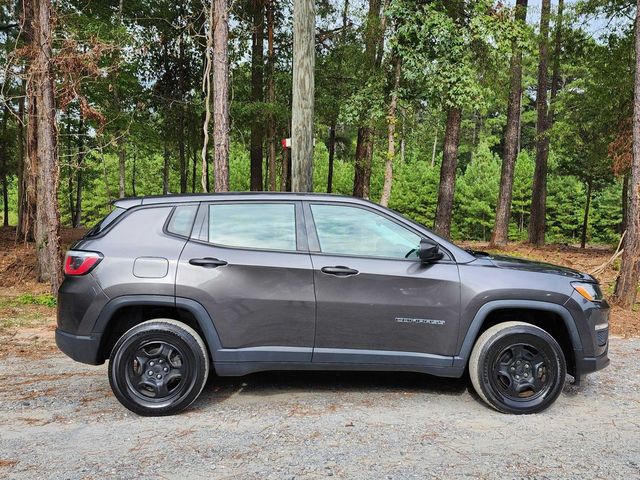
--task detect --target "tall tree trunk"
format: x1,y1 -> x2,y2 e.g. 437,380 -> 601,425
353,0 -> 382,198
622,172 -> 629,233
291,0 -> 315,192
213,0 -> 230,192
490,0 -> 528,247
434,107 -> 462,238
201,1 -> 213,193
266,0 -> 277,191
327,124 -> 336,193
178,29 -> 187,194
548,0 -> 564,127
614,0 -> 640,309
17,79 -> 25,234
66,116 -> 74,222
33,0 -> 62,293
281,144 -> 290,192
380,57 -> 401,208
1,106 -> 7,227
118,144 -> 125,198
529,0 -> 551,246
163,144 -> 170,194
431,125 -> 438,167
73,114 -> 84,227
132,154 -> 137,197
250,0 -> 265,191
580,179 -> 592,249
21,2 -> 37,242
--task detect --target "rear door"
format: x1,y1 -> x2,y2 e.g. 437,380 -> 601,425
304,202 -> 461,365
176,201 -> 315,362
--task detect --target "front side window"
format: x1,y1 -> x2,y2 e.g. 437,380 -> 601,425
208,203 -> 296,251
310,204 -> 421,259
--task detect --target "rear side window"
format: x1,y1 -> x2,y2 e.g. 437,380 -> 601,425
85,207 -> 126,237
166,205 -> 198,237
208,203 -> 296,251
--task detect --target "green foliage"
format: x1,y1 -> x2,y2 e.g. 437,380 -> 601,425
16,294 -> 57,307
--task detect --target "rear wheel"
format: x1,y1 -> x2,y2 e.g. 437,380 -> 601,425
108,319 -> 209,416
469,321 -> 566,414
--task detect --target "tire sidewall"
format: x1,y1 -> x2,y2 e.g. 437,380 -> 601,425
109,321 -> 208,416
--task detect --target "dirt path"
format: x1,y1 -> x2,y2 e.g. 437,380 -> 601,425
0,338 -> 638,479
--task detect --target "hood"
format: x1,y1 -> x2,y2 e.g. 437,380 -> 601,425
469,251 -> 596,281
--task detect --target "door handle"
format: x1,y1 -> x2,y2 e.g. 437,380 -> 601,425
320,266 -> 359,277
189,257 -> 228,268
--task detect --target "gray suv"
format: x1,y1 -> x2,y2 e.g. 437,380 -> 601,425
56,193 -> 610,415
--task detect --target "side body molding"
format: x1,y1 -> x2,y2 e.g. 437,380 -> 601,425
452,299 -> 583,369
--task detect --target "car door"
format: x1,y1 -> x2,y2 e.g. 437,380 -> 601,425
304,202 -> 461,366
176,200 -> 315,363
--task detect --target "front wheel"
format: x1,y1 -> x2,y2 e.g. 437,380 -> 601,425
469,321 -> 566,414
108,319 -> 210,416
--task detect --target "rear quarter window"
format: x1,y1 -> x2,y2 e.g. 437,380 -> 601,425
85,207 -> 126,238
166,205 -> 198,237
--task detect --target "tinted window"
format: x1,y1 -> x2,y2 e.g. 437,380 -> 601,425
166,205 -> 198,237
310,204 -> 421,258
209,203 -> 296,251
85,207 -> 126,237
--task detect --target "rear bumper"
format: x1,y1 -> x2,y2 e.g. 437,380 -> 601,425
55,328 -> 104,365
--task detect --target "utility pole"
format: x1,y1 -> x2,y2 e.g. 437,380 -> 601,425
291,0 -> 315,192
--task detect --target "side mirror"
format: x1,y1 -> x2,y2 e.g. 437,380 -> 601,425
418,238 -> 444,263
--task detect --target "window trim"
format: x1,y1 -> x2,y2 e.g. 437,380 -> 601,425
194,200 -> 307,254
304,201 -> 454,263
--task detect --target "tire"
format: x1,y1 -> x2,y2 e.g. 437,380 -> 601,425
108,319 -> 210,416
469,321 -> 566,414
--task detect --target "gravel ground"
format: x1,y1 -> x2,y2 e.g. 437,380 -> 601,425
0,338 -> 639,480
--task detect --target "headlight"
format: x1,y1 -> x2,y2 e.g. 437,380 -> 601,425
571,282 -> 603,302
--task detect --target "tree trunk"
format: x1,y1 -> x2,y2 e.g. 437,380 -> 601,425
327,123 -> 336,193
132,154 -> 137,197
17,79 -> 25,235
201,1 -> 214,193
74,114 -> 84,227
33,0 -> 62,293
529,0 -> 551,246
353,127 -> 373,198
622,172 -> 629,233
490,0 -> 528,247
21,1 -> 37,242
0,107 -> 7,226
614,0 -> 640,309
163,144 -> 170,194
431,126 -> 438,167
118,144 -> 126,198
581,179 -> 592,249
1,174 -> 7,228
291,0 -> 315,192
266,0 -> 277,191
380,57 -> 401,208
66,116 -> 74,222
250,0 -> 265,191
211,0 -> 230,192
548,0 -> 564,126
434,107 -> 462,238
352,0 -> 382,199
281,145 -> 290,192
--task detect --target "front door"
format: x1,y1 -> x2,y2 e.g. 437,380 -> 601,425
305,202 -> 461,365
176,201 -> 315,363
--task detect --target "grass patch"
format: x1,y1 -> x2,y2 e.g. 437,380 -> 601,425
15,294 -> 56,307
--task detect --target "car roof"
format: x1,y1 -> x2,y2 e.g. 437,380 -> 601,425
113,192 -> 377,209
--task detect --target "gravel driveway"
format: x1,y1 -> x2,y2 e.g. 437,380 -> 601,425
0,337 -> 639,479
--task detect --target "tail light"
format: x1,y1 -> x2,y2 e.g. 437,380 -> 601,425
64,251 -> 103,276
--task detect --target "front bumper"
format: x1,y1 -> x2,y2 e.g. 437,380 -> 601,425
55,329 -> 104,365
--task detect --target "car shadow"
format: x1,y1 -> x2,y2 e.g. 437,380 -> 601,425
196,370 -> 473,406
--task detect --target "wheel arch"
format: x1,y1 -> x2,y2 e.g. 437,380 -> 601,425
95,295 -> 222,363
454,300 -> 582,373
